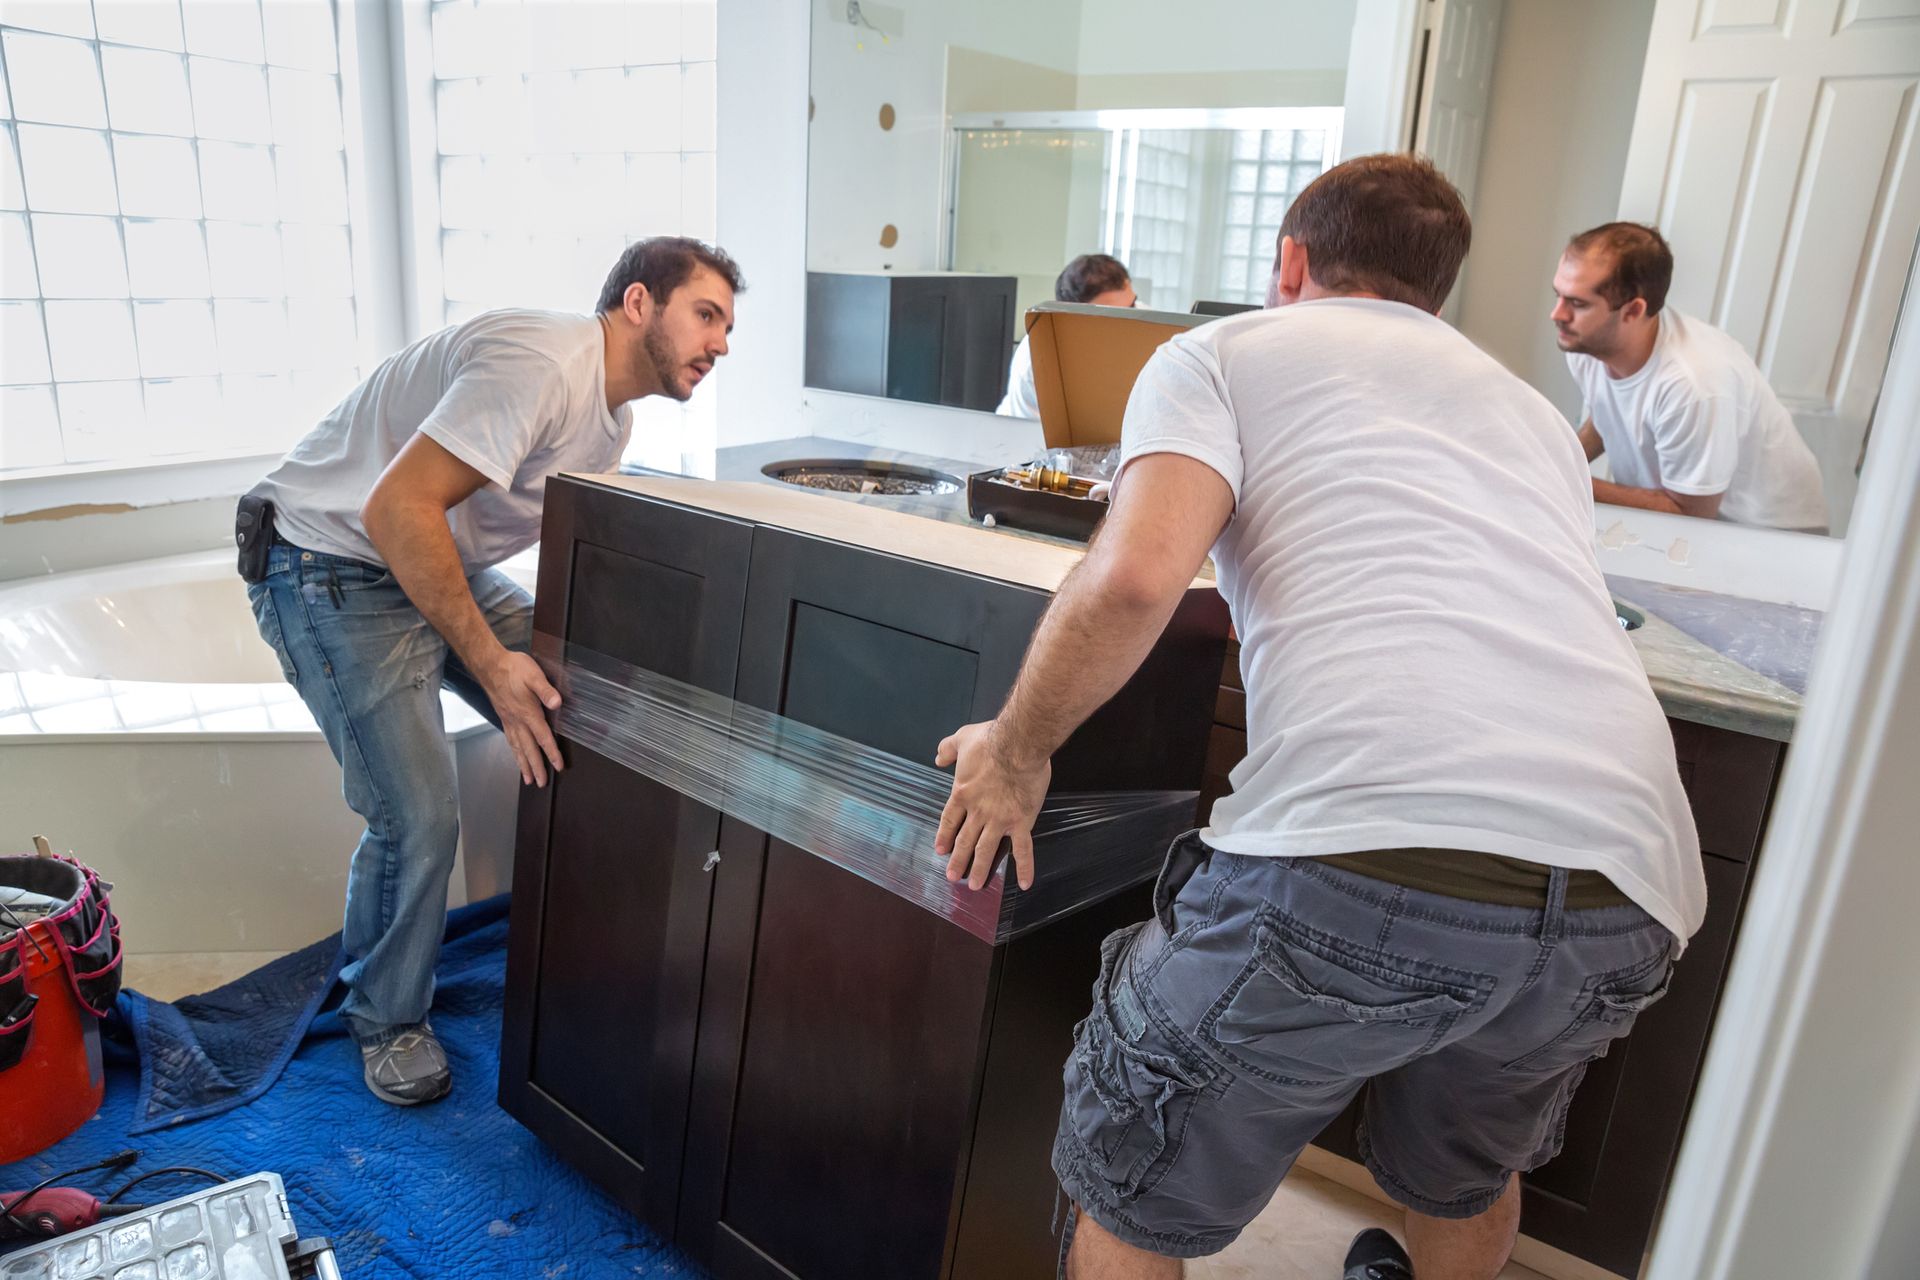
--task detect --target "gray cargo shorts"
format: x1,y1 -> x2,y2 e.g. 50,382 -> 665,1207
1052,831 -> 1677,1260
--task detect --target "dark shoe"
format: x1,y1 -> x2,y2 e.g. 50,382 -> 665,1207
357,1021 -> 452,1106
1342,1227 -> 1414,1280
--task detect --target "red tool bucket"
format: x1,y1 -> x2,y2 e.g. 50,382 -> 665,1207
1,851 -> 123,1164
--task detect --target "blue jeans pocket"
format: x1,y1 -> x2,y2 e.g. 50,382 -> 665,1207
1204,909 -> 1474,1085
246,583 -> 300,686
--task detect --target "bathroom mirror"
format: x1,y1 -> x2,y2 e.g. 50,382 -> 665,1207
804,0 -> 1920,539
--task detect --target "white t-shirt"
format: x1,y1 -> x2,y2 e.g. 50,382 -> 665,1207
996,333 -> 1040,419
1568,309 -> 1828,530
256,310 -> 633,572
1119,298 -> 1704,945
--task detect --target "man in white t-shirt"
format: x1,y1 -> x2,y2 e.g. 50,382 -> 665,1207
936,157 -> 1700,1280
997,254 -> 1137,418
239,238 -> 743,1106
1552,221 -> 1828,531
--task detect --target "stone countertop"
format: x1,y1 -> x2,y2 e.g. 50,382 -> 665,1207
666,438 -> 1816,743
1604,575 -> 1817,742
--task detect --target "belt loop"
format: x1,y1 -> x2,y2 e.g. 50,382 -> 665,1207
1539,866 -> 1570,942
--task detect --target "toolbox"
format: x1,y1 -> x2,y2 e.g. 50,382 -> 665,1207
0,1173 -> 339,1280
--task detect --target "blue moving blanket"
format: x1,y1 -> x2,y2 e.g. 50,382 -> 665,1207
0,898 -> 699,1277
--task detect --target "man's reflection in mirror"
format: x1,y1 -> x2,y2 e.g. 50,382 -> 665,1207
997,254 -> 1137,419
1552,223 -> 1828,532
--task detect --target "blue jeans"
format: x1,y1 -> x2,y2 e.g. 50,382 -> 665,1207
245,541 -> 530,1038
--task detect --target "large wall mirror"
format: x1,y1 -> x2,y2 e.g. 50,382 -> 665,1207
804,0 -> 1920,540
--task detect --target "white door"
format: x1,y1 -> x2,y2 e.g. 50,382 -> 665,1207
1414,0 -> 1504,211
1619,0 -> 1920,534
1413,0 -> 1504,318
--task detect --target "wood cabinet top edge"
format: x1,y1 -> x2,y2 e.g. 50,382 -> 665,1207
569,472 -> 1216,596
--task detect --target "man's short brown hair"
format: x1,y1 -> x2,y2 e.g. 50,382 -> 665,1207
1055,253 -> 1131,303
596,236 -> 745,313
1275,154 -> 1471,312
1564,222 -> 1672,316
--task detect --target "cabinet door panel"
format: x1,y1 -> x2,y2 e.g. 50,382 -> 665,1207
679,529 -> 1041,1274
781,600 -> 981,766
501,480 -> 753,1236
526,748 -> 708,1161
714,839 -> 995,1280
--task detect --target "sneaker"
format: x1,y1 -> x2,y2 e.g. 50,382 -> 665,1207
356,1021 -> 452,1106
1342,1228 -> 1414,1280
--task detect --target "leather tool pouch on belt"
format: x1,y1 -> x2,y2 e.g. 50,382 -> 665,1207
236,493 -> 277,584
0,854 -> 124,1073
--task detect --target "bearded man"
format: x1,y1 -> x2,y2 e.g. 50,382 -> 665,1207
1550,222 -> 1826,530
239,237 -> 743,1105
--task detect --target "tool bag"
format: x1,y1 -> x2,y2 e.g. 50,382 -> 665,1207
0,852 -> 123,1073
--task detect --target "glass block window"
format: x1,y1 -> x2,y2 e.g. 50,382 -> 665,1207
1098,130 -> 1194,312
0,0 -> 362,472
428,0 -> 718,327
1215,127 -> 1331,305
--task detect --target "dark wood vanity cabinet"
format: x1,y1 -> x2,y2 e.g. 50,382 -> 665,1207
501,477 -> 1231,1279
1307,716 -> 1785,1277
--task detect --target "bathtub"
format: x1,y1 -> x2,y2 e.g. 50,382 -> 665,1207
0,549 -> 528,956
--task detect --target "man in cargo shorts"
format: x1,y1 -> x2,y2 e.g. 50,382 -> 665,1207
935,155 -> 1701,1279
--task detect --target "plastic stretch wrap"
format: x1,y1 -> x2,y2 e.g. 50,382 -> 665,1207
536,635 -> 1197,944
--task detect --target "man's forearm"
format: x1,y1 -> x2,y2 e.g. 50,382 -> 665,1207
1592,478 -> 1685,515
365,500 -> 505,679
991,551 -> 1184,770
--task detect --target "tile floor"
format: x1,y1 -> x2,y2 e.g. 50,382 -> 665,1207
119,952 -> 1553,1280
1192,1169 -> 1551,1279
122,950 -> 288,1002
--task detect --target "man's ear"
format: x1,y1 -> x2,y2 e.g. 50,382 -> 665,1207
623,282 -> 652,327
1269,235 -> 1307,306
1621,296 -> 1649,325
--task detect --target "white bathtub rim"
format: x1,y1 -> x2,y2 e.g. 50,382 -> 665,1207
1,546 -> 537,742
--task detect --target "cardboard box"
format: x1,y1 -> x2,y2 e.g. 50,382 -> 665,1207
1024,301 -> 1209,447
968,302 -> 1211,538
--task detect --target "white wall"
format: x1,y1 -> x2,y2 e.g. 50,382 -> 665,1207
1074,0 -> 1355,75
1452,0 -> 1658,420
805,0 -> 1084,274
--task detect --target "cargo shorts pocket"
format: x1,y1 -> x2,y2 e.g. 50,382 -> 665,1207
1204,909 -> 1476,1086
1064,923 -> 1213,1201
1502,943 -> 1676,1073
